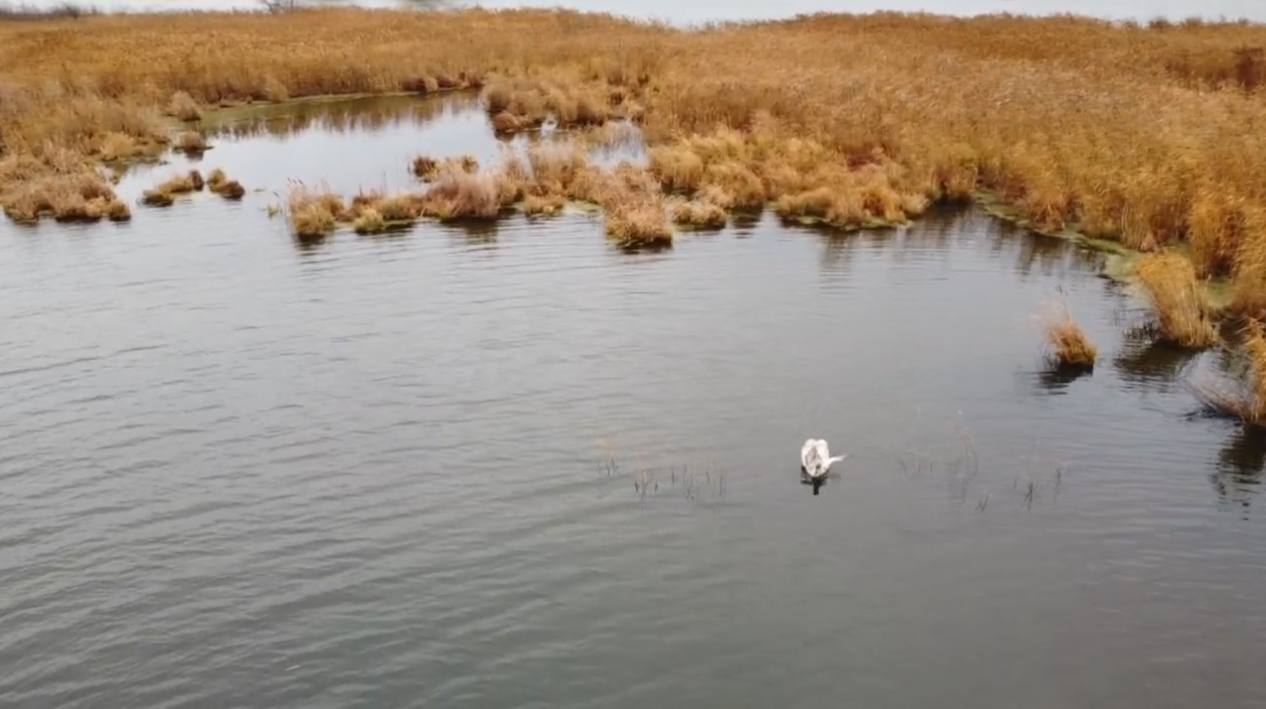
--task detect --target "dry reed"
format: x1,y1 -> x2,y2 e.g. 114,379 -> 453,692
1038,301 -> 1098,370
606,198 -> 672,249
141,169 -> 203,206
353,207 -> 386,234
97,131 -> 150,161
670,198 -> 727,229
2,172 -> 120,222
207,169 -> 245,200
175,131 -> 207,153
1136,252 -> 1219,348
411,155 -> 439,180
522,191 -> 565,216
166,91 -> 201,122
288,184 -> 343,238
422,169 -> 504,221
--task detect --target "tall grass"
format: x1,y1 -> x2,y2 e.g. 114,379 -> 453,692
1136,252 -> 1219,348
670,197 -> 727,229
166,91 -> 201,122
606,199 -> 672,250
421,169 -> 507,221
288,184 -> 343,239
2,171 -> 126,222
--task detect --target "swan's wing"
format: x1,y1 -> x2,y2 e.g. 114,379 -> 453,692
816,439 -> 832,460
801,439 -> 817,469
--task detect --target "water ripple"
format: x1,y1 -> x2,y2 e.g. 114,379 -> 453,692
0,101 -> 1263,708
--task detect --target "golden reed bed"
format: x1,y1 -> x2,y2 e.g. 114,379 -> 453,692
2,9 -> 1266,305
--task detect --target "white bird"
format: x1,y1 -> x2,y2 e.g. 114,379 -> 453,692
800,438 -> 846,480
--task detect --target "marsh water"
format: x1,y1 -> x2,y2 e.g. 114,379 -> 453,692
3,93 -> 1266,708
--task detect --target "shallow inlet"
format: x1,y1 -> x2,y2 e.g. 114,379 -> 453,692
1,94 -> 1265,708
113,92 -> 643,210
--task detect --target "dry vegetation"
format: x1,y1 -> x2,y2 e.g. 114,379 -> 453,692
141,169 -> 204,206
288,184 -> 344,239
1038,301 -> 1098,370
166,91 -> 201,122
1,171 -> 129,222
352,207 -> 387,234
1136,252 -> 1219,348
605,199 -> 672,249
175,130 -> 207,154
207,168 -> 245,200
482,75 -> 633,134
522,191 -> 565,216
670,197 -> 727,229
412,154 -> 478,181
3,11 -> 1266,293
411,155 -> 439,180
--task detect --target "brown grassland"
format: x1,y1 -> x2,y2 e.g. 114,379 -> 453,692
3,11 -> 1266,315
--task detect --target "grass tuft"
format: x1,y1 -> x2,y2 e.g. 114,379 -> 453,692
288,184 -> 343,238
141,170 -> 204,207
207,169 -> 246,200
1039,301 -> 1098,370
1136,252 -> 1218,349
176,131 -> 207,154
105,198 -> 131,221
140,189 -> 174,207
606,198 -> 672,250
423,169 -> 502,220
670,198 -> 727,229
523,191 -> 565,216
166,91 -> 201,122
353,207 -> 386,234
2,172 -> 118,223
411,155 -> 439,180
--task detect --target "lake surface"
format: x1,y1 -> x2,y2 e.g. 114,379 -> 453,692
2,94 -> 1265,708
23,0 -> 1266,22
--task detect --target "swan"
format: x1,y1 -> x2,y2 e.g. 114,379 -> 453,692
800,438 -> 846,480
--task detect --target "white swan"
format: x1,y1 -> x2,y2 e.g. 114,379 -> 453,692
801,438 -> 846,480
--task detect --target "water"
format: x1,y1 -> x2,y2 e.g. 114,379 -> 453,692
3,94 -> 1266,708
20,0 -> 1266,22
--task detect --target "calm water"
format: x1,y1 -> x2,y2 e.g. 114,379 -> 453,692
22,0 -> 1266,22
2,95 -> 1266,708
